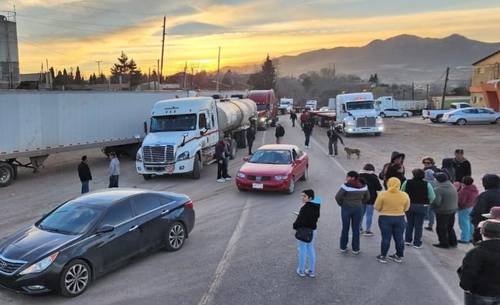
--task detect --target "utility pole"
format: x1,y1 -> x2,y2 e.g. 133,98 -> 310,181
183,61 -> 188,90
160,16 -> 166,84
157,59 -> 160,90
96,60 -> 102,76
440,67 -> 450,109
411,82 -> 415,100
216,46 -> 221,92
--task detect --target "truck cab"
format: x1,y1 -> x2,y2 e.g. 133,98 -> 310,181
305,100 -> 318,111
335,92 -> 384,136
248,90 -> 278,130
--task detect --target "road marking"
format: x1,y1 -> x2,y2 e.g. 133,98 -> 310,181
310,135 -> 461,305
197,196 -> 251,305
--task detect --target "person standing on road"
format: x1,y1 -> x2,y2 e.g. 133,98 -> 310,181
431,172 -> 458,249
458,220 -> 500,305
246,125 -> 256,155
424,169 -> 438,232
293,189 -> 321,278
453,149 -> 472,183
374,177 -> 410,263
457,176 -> 479,244
302,120 -> 313,148
300,109 -> 310,130
215,139 -> 230,183
275,123 -> 285,144
290,111 -> 297,127
108,152 -> 120,188
380,151 -> 406,189
335,171 -> 370,254
327,124 -> 344,157
401,169 -> 436,249
78,155 -> 92,194
359,164 -> 382,236
422,157 -> 440,173
470,174 -> 500,243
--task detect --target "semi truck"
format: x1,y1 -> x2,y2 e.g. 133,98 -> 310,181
305,99 -> 318,111
135,97 -> 257,180
375,96 -> 428,115
278,98 -> 294,114
247,89 -> 278,130
0,91 -> 192,187
335,92 -> 384,136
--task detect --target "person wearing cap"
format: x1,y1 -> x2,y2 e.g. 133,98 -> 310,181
108,152 -> 120,188
482,207 -> 500,223
380,151 -> 406,189
471,174 -> 500,243
457,221 -> 500,304
453,149 -> 472,183
430,172 -> 458,249
293,189 -> 321,278
457,176 -> 479,244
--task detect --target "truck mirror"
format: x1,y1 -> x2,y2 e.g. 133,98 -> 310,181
143,121 -> 148,134
200,128 -> 207,136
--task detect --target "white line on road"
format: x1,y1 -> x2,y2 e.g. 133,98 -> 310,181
311,135 -> 461,305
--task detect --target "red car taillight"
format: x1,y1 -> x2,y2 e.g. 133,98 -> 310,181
184,200 -> 194,209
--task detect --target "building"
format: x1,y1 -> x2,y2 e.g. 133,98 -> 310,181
469,50 -> 500,111
0,12 -> 19,89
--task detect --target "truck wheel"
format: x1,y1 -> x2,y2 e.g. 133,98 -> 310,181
0,162 -> 14,187
380,113 -> 386,118
143,174 -> 152,180
191,155 -> 201,180
374,132 -> 381,136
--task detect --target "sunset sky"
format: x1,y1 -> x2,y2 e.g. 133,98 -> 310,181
2,0 -> 500,77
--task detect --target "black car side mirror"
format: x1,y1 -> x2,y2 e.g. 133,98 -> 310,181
97,225 -> 114,234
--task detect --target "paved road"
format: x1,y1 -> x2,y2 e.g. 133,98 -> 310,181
0,118 -> 467,305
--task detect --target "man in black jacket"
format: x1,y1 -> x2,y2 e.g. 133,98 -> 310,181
471,174 -> 500,243
327,124 -> 344,157
453,149 -> 472,183
77,155 -> 92,194
458,221 -> 500,304
275,123 -> 285,144
290,111 -> 297,127
246,125 -> 256,155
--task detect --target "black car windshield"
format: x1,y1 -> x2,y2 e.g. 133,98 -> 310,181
150,114 -> 197,132
249,150 -> 292,164
38,203 -> 103,235
346,101 -> 374,110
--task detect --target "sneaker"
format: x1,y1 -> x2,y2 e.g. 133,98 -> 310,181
225,177 -> 232,181
405,242 -> 412,246
340,248 -> 348,253
413,244 -> 423,249
305,269 -> 316,278
362,231 -> 374,236
216,178 -> 225,183
296,269 -> 306,277
352,250 -> 360,255
388,254 -> 403,263
376,255 -> 388,263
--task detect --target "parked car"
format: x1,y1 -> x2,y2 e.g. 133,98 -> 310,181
378,108 -> 412,118
443,107 -> 500,125
235,144 -> 308,194
0,189 -> 195,297
422,102 -> 471,123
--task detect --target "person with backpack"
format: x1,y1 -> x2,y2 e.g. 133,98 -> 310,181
293,189 -> 320,278
401,169 -> 436,249
335,171 -> 370,254
275,123 -> 285,144
374,177 -> 410,263
290,111 -> 297,127
327,123 -> 344,157
359,164 -> 383,236
457,176 -> 479,244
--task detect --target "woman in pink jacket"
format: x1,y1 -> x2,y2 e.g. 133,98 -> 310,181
457,176 -> 479,244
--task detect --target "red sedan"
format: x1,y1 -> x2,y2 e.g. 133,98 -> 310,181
235,144 -> 309,194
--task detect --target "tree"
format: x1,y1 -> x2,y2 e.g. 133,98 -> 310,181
301,76 -> 313,93
247,71 -> 264,89
62,69 -> 69,85
110,51 -> 130,84
261,55 -> 276,89
74,66 -> 83,84
221,69 -> 233,89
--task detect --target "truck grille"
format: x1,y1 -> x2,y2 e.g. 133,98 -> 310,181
143,145 -> 175,164
356,117 -> 376,128
0,257 -> 25,274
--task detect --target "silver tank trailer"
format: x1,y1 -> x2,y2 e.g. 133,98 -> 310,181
216,99 -> 257,132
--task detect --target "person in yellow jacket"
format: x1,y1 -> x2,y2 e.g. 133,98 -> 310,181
374,177 -> 410,263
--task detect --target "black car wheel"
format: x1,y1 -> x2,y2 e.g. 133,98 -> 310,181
60,259 -> 91,297
165,222 -> 186,251
191,155 -> 201,180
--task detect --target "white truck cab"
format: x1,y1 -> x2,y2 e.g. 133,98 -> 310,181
335,92 -> 384,136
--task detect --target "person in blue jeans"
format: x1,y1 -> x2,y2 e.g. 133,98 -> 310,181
374,177 -> 410,263
293,189 -> 320,278
457,176 -> 479,243
424,169 -> 438,231
335,171 -> 370,254
401,169 -> 436,249
359,164 -> 383,236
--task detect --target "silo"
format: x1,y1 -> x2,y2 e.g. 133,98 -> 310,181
0,12 -> 19,89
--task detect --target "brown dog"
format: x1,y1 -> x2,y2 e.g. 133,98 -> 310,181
344,147 -> 361,159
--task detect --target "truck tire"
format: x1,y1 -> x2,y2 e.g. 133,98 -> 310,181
379,112 -> 386,118
374,132 -> 381,136
0,162 -> 14,187
191,155 -> 201,180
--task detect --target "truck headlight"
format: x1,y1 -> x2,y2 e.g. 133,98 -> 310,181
376,117 -> 383,125
346,120 -> 355,126
259,117 -> 267,122
20,252 -> 59,275
176,151 -> 190,161
136,151 -> 142,162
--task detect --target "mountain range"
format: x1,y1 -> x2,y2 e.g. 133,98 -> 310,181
231,34 -> 500,84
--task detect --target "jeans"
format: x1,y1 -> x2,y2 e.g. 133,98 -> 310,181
304,132 -> 311,147
426,206 -> 435,227
361,204 -> 375,231
340,206 -> 362,251
217,159 -> 228,179
378,215 -> 406,257
465,292 -> 500,305
291,119 -> 296,127
108,175 -> 119,188
276,137 -> 282,144
328,139 -> 339,155
436,213 -> 458,247
247,140 -> 254,155
458,208 -> 474,242
405,204 -> 428,247
81,181 -> 89,194
297,231 -> 316,273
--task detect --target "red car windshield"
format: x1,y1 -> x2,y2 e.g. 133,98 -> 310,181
249,150 -> 292,165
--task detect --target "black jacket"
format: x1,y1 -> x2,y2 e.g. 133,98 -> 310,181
246,127 -> 255,141
405,178 -> 430,205
327,129 -> 344,144
359,172 -> 382,204
453,159 -> 472,182
303,121 -> 313,134
290,112 -> 297,120
293,202 -> 320,230
275,125 -> 285,137
458,240 -> 500,297
384,163 -> 406,188
471,188 -> 500,242
78,162 -> 92,182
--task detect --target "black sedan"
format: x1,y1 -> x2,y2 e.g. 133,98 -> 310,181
0,188 -> 195,297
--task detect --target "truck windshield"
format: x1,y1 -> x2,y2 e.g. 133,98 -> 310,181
346,101 -> 374,110
150,114 -> 197,132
